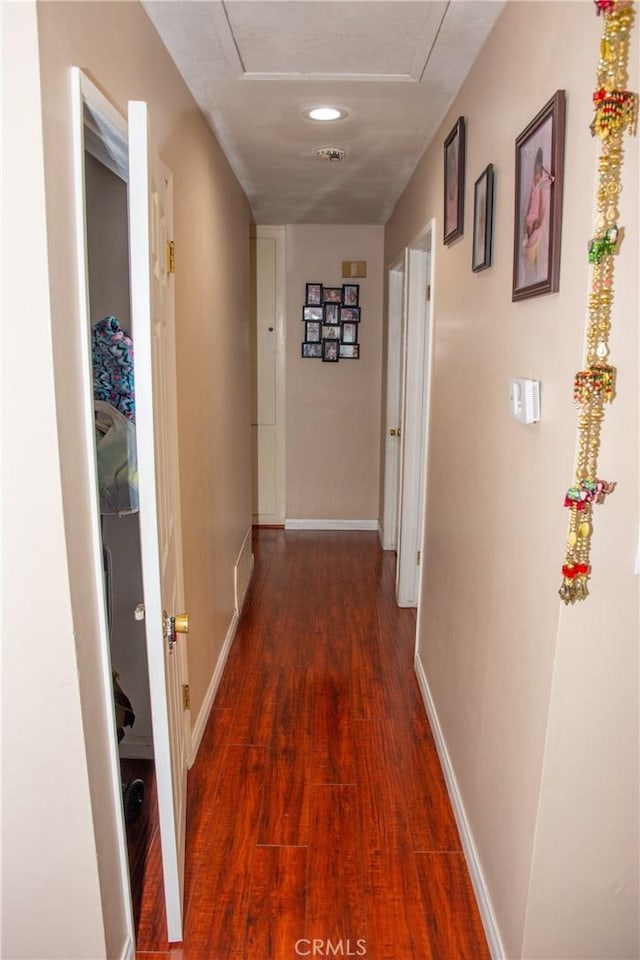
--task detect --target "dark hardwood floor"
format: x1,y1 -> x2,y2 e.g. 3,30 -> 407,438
134,529 -> 490,959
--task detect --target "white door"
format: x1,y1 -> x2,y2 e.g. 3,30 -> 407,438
395,229 -> 433,608
381,256 -> 406,549
251,226 -> 286,525
129,101 -> 188,942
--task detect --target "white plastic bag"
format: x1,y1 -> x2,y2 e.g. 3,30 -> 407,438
94,401 -> 139,515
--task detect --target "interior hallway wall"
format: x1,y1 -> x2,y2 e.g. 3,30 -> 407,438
3,1 -> 253,956
2,4 -> 107,958
384,3 -> 638,958
285,224 -> 384,523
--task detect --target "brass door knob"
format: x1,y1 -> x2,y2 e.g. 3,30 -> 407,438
174,613 -> 189,634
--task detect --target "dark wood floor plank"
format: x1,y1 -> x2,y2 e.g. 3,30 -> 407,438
415,852 -> 491,959
395,708 -> 462,853
306,784 -> 367,947
244,845 -> 307,959
354,719 -> 435,960
184,708 -> 234,906
257,666 -> 311,845
310,670 -> 355,785
184,744 -> 265,958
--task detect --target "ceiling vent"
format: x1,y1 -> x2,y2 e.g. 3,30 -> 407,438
314,147 -> 345,161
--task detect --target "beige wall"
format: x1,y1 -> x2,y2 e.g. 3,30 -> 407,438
385,3 -> 639,958
2,1 -> 252,956
285,224 -> 384,522
2,5 -> 107,958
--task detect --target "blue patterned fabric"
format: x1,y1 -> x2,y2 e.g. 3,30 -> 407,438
92,316 -> 136,422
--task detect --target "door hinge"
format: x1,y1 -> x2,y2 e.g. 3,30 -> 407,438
426,285 -> 431,302
417,550 -> 421,565
167,240 -> 176,274
182,683 -> 190,711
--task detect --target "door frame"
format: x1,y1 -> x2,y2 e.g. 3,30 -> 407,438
394,221 -> 435,608
71,67 -> 135,951
71,69 -> 191,947
381,252 -> 406,550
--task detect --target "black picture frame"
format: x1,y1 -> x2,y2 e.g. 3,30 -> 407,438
512,90 -> 565,301
342,283 -> 360,306
472,164 -> 494,273
339,344 -> 360,360
322,286 -> 343,304
341,322 -> 358,345
305,321 -> 321,343
444,116 -> 466,245
305,282 -> 323,306
322,340 -> 340,362
302,342 -> 323,358
340,306 -> 360,324
302,305 -> 323,322
324,302 -> 340,324
321,324 -> 341,341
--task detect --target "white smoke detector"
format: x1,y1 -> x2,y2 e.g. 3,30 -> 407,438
314,147 -> 345,161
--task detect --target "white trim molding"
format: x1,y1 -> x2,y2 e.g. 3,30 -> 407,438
284,518 -> 379,531
414,654 -> 505,960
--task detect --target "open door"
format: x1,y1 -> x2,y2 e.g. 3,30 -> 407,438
381,254 -> 406,551
128,100 -> 188,942
395,225 -> 433,608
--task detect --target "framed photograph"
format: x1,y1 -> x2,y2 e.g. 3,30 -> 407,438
472,164 -> 494,273
305,282 -> 323,306
341,322 -> 358,345
305,321 -> 321,343
322,340 -> 340,362
322,324 -> 341,341
513,90 -> 565,301
342,283 -> 359,306
324,302 -> 340,324
339,344 -> 360,359
444,116 -> 465,245
302,342 -> 323,358
323,286 -> 343,304
340,306 -> 360,324
303,305 -> 323,322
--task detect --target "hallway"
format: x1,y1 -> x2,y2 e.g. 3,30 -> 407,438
135,529 -> 489,959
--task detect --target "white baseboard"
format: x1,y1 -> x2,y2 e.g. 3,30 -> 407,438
284,518 -> 379,531
414,654 -> 505,960
189,610 -> 239,765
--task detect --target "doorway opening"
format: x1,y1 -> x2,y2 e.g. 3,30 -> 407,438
84,141 -> 159,935
74,74 -> 161,943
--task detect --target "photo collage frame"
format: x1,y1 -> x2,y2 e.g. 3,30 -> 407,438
301,282 -> 361,361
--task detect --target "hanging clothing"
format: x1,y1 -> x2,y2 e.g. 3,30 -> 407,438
92,315 -> 136,422
95,400 -> 139,515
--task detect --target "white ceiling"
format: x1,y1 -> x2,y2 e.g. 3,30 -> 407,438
143,0 -> 504,224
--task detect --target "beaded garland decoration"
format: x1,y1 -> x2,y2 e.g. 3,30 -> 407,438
559,0 -> 637,604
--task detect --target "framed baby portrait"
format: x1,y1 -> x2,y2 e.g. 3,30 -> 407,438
305,282 -> 323,306
443,116 -> 465,245
472,164 -> 494,273
512,90 -> 566,301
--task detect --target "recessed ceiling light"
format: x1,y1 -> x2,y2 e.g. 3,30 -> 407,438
306,106 -> 344,122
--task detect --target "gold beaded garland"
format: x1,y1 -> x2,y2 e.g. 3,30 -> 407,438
559,0 -> 637,605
